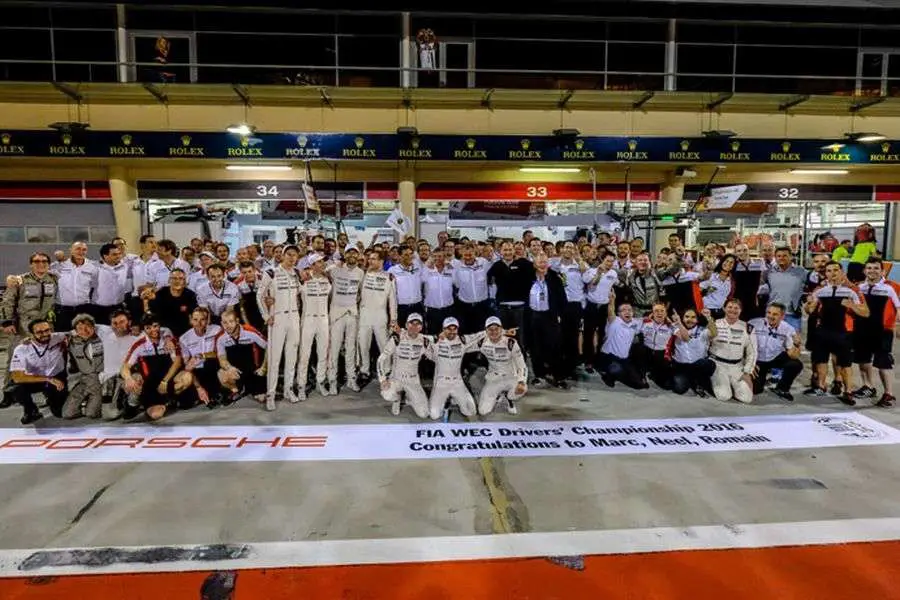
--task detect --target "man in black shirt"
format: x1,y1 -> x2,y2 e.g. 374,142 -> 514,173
143,268 -> 198,336
487,241 -> 535,355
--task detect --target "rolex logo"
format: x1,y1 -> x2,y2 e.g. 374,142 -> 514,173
574,139 -> 584,150
824,143 -> 843,153
882,142 -> 891,153
520,139 -> 531,150
680,140 -> 690,151
411,137 -> 420,149
354,136 -> 365,149
0,133 -> 9,145
627,139 -> 638,151
122,134 -> 132,146
465,138 -> 476,149
240,136 -> 250,147
181,135 -> 191,146
730,140 -> 740,152
782,141 -> 791,153
297,135 -> 308,147
62,133 -> 72,145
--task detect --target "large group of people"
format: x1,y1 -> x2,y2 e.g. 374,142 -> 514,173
0,223 -> 896,426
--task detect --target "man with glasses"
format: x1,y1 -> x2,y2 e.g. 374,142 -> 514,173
8,318 -> 68,424
0,252 -> 58,408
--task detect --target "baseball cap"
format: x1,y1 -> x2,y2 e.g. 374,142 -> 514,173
442,317 -> 459,329
306,253 -> 324,265
199,251 -> 215,260
406,312 -> 423,324
344,244 -> 359,254
485,316 -> 502,328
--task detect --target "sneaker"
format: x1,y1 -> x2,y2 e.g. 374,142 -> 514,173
316,382 -> 329,397
852,386 -> 876,399
285,389 -> 300,404
838,393 -> 856,407
347,379 -> 361,393
296,387 -> 307,402
391,400 -> 401,416
265,395 -> 276,411
770,387 -> 794,402
20,411 -> 42,425
876,393 -> 895,408
803,387 -> 828,397
829,381 -> 844,396
506,397 -> 518,415
327,379 -> 339,396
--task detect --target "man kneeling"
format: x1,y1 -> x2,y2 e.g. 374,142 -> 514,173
121,313 -> 192,420
477,316 -> 527,415
377,312 -> 431,418
216,309 -> 268,408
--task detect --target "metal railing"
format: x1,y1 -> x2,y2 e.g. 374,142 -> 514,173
0,5 -> 898,96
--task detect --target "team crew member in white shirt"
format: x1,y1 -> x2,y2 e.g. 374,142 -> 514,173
669,308 -> 717,397
708,298 -> 757,404
128,234 -> 159,319
179,307 -> 222,407
150,239 -> 192,290
700,255 -> 735,319
328,246 -> 364,394
96,309 -> 140,420
582,251 -> 619,372
748,303 -> 802,402
388,245 -> 424,327
551,241 -> 588,374
122,313 -> 192,420
54,241 -> 99,332
257,244 -> 302,404
635,303 -> 675,389
477,316 -> 527,416
598,289 -> 647,389
188,252 -> 216,291
425,317 -> 485,420
92,243 -> 130,325
297,254 -> 332,399
422,248 -> 456,336
216,309 -> 268,408
358,250 -> 398,382
452,243 -> 492,334
196,264 -> 240,324
9,318 -> 68,424
377,312 -> 432,418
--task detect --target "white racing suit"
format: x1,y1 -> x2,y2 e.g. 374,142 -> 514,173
297,275 -> 331,394
425,332 -> 485,419
377,331 -> 432,418
257,265 -> 301,399
328,265 -> 363,386
709,318 -> 757,404
357,271 -> 397,377
477,335 -> 528,415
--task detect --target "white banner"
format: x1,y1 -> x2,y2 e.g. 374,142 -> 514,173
701,184 -> 747,210
0,413 -> 896,465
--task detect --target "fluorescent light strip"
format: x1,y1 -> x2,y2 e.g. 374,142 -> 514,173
225,165 -> 292,172
789,169 -> 848,175
519,167 -> 581,173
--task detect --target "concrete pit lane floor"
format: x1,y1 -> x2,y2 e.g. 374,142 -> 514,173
0,350 -> 898,599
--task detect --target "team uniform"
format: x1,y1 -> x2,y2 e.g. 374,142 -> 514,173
257,265 -> 301,400
668,325 -> 715,395
180,324 -> 223,401
358,271 -> 398,378
636,318 -> 675,389
328,264 -> 363,389
425,332 -> 485,419
215,325 -> 268,397
124,329 -> 181,409
63,332 -> 106,419
708,318 -> 757,404
854,279 -> 900,370
476,335 -> 528,415
10,332 -> 68,420
809,284 -> 864,369
297,275 -> 332,395
196,280 -> 241,324
377,330 -> 432,418
748,317 -> 802,396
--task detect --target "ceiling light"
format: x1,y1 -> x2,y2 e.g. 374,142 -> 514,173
226,124 -> 256,135
844,132 -> 886,143
789,169 -> 848,175
225,165 -> 292,172
552,128 -> 581,137
702,130 -> 737,138
519,167 -> 581,173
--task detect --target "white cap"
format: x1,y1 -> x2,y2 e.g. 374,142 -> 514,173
485,316 -> 502,328
442,317 -> 459,329
199,251 -> 215,260
406,312 -> 423,324
344,244 -> 359,254
306,253 -> 324,265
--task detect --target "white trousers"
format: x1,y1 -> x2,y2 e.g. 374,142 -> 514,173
358,311 -> 388,376
711,360 -> 753,404
328,311 -> 358,382
478,376 -> 526,416
297,316 -> 329,387
381,376 -> 429,419
267,312 -> 300,397
429,376 -> 476,420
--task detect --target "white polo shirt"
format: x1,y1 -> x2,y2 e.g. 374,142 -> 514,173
601,317 -> 640,359
672,326 -> 710,364
583,268 -> 618,305
196,281 -> 241,317
10,333 -> 67,377
387,264 -> 423,305
640,319 -> 675,351
179,324 -> 223,368
748,318 -> 795,363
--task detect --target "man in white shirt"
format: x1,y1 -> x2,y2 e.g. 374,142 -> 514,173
96,309 -> 140,420
179,307 -> 222,407
92,242 -> 130,325
748,303 -> 802,402
582,251 -> 618,373
635,303 -> 675,389
387,245 -> 424,327
9,318 -> 68,424
196,264 -> 240,324
422,248 -> 456,336
127,234 -> 160,321
150,239 -> 192,290
598,289 -> 647,389
452,243 -> 492,335
53,241 -> 98,332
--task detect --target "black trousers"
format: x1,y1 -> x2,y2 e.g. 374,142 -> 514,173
425,305 -> 454,336
754,352 -> 803,394
527,310 -> 564,381
635,346 -> 672,389
397,302 -> 424,329
92,304 -> 123,326
53,304 -> 92,332
498,304 -> 526,356
457,299 -> 492,335
671,359 -> 716,395
582,302 -> 607,368
598,350 -> 645,389
13,372 -> 67,417
560,301 -> 583,373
